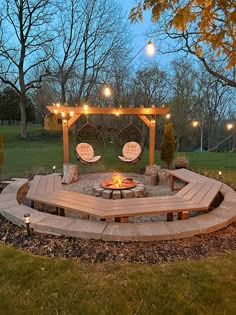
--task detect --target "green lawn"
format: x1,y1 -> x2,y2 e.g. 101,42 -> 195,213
0,244 -> 236,315
1,124 -> 236,186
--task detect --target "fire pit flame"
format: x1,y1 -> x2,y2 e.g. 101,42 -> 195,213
112,172 -> 124,188
101,173 -> 136,190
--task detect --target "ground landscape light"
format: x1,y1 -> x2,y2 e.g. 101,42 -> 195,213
24,213 -> 31,236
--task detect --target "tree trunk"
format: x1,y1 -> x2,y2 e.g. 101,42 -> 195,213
19,95 -> 27,138
208,132 -> 235,152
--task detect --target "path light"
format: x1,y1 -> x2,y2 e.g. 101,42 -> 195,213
226,123 -> 234,131
192,120 -> 204,152
146,41 -> 155,56
53,165 -> 56,173
24,213 -> 31,236
192,121 -> 199,127
166,113 -> 171,120
218,170 -> 223,181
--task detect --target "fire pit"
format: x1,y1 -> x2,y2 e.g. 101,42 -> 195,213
101,173 -> 136,190
93,172 -> 145,199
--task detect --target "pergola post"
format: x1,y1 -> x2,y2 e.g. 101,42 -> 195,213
149,124 -> 156,165
62,121 -> 69,163
138,115 -> 155,165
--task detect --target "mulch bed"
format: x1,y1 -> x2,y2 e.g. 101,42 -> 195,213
1,214 -> 236,264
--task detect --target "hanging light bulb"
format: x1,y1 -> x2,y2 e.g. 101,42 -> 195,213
146,41 -> 155,56
102,85 -> 112,98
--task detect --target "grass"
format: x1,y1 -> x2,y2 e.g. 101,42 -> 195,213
1,124 -> 236,186
0,244 -> 236,315
0,124 -> 236,314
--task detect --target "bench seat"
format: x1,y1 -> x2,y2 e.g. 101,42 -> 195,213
26,172 -> 222,222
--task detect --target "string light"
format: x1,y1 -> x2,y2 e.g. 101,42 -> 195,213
146,41 -> 155,56
102,86 -> 112,97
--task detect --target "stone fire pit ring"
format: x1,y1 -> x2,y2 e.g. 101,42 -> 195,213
93,182 -> 145,199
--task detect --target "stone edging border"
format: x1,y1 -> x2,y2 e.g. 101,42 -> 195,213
0,178 -> 236,242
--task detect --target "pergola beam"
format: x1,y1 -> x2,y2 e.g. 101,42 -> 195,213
46,106 -> 169,115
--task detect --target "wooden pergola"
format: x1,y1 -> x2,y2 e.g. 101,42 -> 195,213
46,105 -> 170,165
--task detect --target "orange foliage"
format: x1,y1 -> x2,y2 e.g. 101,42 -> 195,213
130,0 -> 236,68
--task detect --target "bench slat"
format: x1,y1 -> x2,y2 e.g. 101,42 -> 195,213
26,175 -> 41,197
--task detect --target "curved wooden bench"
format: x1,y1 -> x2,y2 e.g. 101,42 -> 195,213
26,171 -> 223,222
1,177 -> 236,242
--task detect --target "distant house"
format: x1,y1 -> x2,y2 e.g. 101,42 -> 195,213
43,114 -> 62,131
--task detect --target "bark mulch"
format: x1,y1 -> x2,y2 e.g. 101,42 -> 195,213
1,214 -> 236,264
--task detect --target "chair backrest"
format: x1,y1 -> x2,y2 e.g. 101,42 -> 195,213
122,141 -> 142,160
76,143 -> 94,161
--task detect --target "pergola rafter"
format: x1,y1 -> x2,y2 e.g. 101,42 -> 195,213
46,106 -> 170,165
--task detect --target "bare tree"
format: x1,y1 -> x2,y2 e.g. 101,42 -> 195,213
131,64 -> 168,107
0,0 -> 54,138
194,69 -> 233,150
168,59 -> 199,151
49,0 -> 130,104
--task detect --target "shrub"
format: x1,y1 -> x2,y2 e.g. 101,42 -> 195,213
173,156 -> 189,169
160,123 -> 176,169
